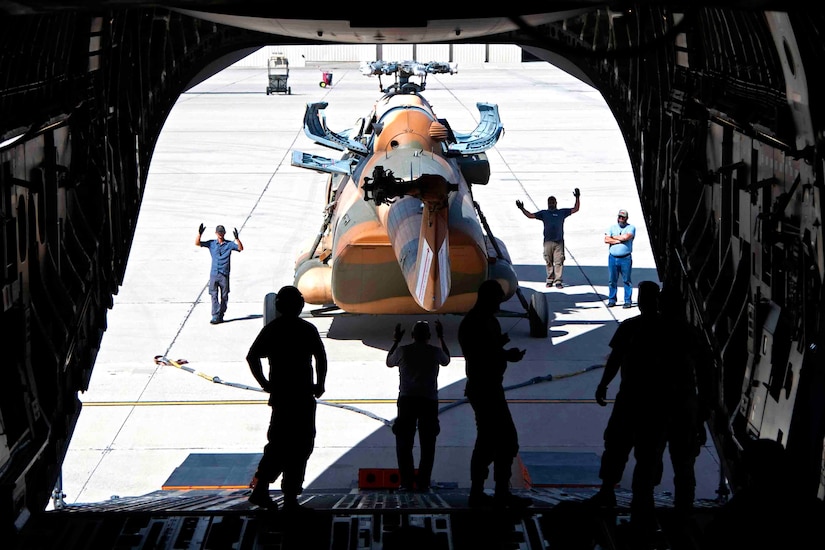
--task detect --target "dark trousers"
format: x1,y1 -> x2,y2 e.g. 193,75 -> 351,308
469,395 -> 519,494
392,395 -> 440,489
665,409 -> 700,510
208,272 -> 230,318
255,397 -> 316,496
599,397 -> 666,528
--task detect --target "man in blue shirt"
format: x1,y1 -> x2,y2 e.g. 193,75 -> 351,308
196,223 -> 243,324
604,209 -> 635,308
516,189 -> 581,288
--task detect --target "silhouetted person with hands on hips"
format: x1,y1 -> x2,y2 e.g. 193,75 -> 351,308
247,286 -> 327,512
458,279 -> 532,509
516,188 -> 580,288
591,281 -> 667,537
386,320 -> 450,491
196,223 -> 243,324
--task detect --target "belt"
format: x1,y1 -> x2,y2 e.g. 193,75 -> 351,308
611,253 -> 630,258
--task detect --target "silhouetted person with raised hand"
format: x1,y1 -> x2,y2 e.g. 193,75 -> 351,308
458,279 -> 531,509
247,285 -> 327,512
591,280 -> 667,535
386,319 -> 451,491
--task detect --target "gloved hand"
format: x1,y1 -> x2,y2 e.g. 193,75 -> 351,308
313,383 -> 325,399
574,188 -> 580,198
393,323 -> 405,342
435,320 -> 444,339
233,227 -> 239,240
198,223 -> 205,235
595,385 -> 607,406
515,200 -> 524,210
506,348 -> 525,362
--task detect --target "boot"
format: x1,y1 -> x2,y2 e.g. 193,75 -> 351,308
587,485 -> 617,508
282,492 -> 311,513
493,490 -> 533,509
248,482 -> 277,509
468,482 -> 494,508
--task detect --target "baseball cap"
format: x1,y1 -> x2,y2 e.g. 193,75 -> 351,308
215,225 -> 226,234
617,209 -> 629,218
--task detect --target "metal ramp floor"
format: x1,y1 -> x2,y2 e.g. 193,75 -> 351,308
14,487 -> 722,549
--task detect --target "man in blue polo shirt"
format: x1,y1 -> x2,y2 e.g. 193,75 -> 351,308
196,223 -> 243,324
516,189 -> 581,288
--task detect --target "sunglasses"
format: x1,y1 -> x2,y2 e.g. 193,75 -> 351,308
617,215 -> 627,219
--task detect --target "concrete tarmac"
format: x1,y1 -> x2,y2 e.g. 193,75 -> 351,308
58,61 -> 722,507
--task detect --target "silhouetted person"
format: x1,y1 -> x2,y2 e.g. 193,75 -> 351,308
458,279 -> 531,509
196,223 -> 243,324
386,319 -> 451,491
247,285 -> 327,511
591,281 -> 667,534
657,283 -> 713,514
703,438 -> 825,549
